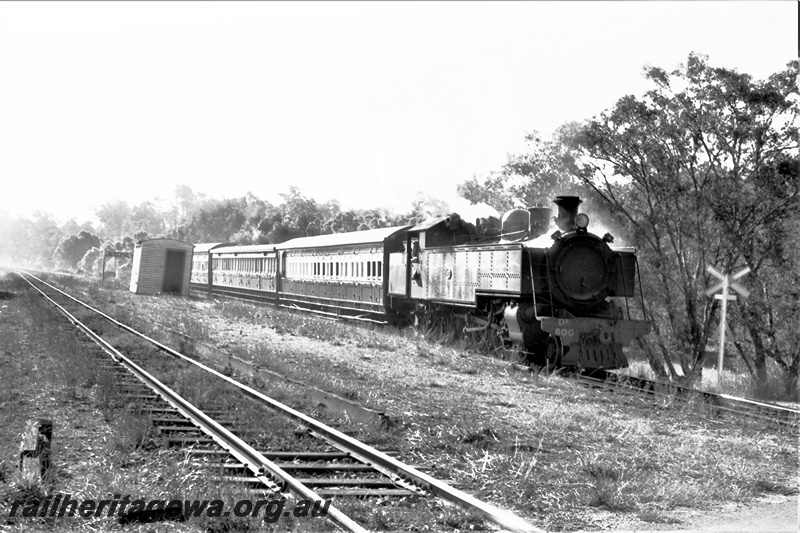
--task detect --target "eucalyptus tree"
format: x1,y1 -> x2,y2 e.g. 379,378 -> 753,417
574,53 -> 799,390
52,231 -> 101,271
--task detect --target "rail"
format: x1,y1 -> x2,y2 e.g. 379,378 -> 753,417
16,271 -> 368,532
19,271 -> 542,533
576,374 -> 800,427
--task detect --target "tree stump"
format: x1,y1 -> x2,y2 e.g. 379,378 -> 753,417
18,419 -> 53,487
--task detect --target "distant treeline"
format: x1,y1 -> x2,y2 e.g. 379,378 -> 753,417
0,185 -> 457,275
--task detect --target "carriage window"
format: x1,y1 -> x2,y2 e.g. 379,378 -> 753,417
377,261 -> 382,277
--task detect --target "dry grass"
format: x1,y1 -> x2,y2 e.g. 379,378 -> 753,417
400,373 -> 798,530
18,275 -> 799,531
0,303 -> 489,532
621,356 -> 798,402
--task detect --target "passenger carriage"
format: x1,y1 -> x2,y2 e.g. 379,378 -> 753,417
277,226 -> 410,321
205,244 -> 280,302
190,242 -> 230,289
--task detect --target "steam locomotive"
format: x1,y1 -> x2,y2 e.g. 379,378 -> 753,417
191,196 -> 650,370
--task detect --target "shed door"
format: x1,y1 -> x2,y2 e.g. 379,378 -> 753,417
163,250 -> 186,294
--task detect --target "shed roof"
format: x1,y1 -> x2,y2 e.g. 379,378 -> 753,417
135,238 -> 194,249
277,226 -> 411,250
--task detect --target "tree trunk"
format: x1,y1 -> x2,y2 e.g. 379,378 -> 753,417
750,331 -> 769,396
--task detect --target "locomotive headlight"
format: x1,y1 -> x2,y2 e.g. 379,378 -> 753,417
575,213 -> 589,230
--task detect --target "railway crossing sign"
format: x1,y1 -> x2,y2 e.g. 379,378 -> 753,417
706,265 -> 750,383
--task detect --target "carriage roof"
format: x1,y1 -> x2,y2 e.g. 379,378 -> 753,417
276,226 -> 411,250
193,242 -> 231,254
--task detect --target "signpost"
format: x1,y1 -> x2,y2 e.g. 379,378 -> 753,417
101,250 -> 132,283
705,265 -> 750,384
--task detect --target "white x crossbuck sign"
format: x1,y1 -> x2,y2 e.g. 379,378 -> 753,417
705,265 -> 750,384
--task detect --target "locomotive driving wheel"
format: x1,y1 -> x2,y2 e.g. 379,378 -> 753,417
465,305 -> 512,359
544,335 -> 564,373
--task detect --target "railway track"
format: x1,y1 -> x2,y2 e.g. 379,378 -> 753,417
190,283 -> 389,324
193,273 -> 799,428
576,373 -> 800,428
16,271 -> 541,533
18,268 -> 799,431
28,268 -> 799,430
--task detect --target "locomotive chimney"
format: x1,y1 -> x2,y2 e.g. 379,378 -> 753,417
552,196 -> 582,233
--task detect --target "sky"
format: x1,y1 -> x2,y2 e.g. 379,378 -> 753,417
1,1 -> 797,224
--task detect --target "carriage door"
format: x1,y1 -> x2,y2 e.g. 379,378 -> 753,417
276,251 -> 286,299
163,250 -> 186,294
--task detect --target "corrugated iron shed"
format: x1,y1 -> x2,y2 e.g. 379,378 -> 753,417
129,238 -> 194,296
